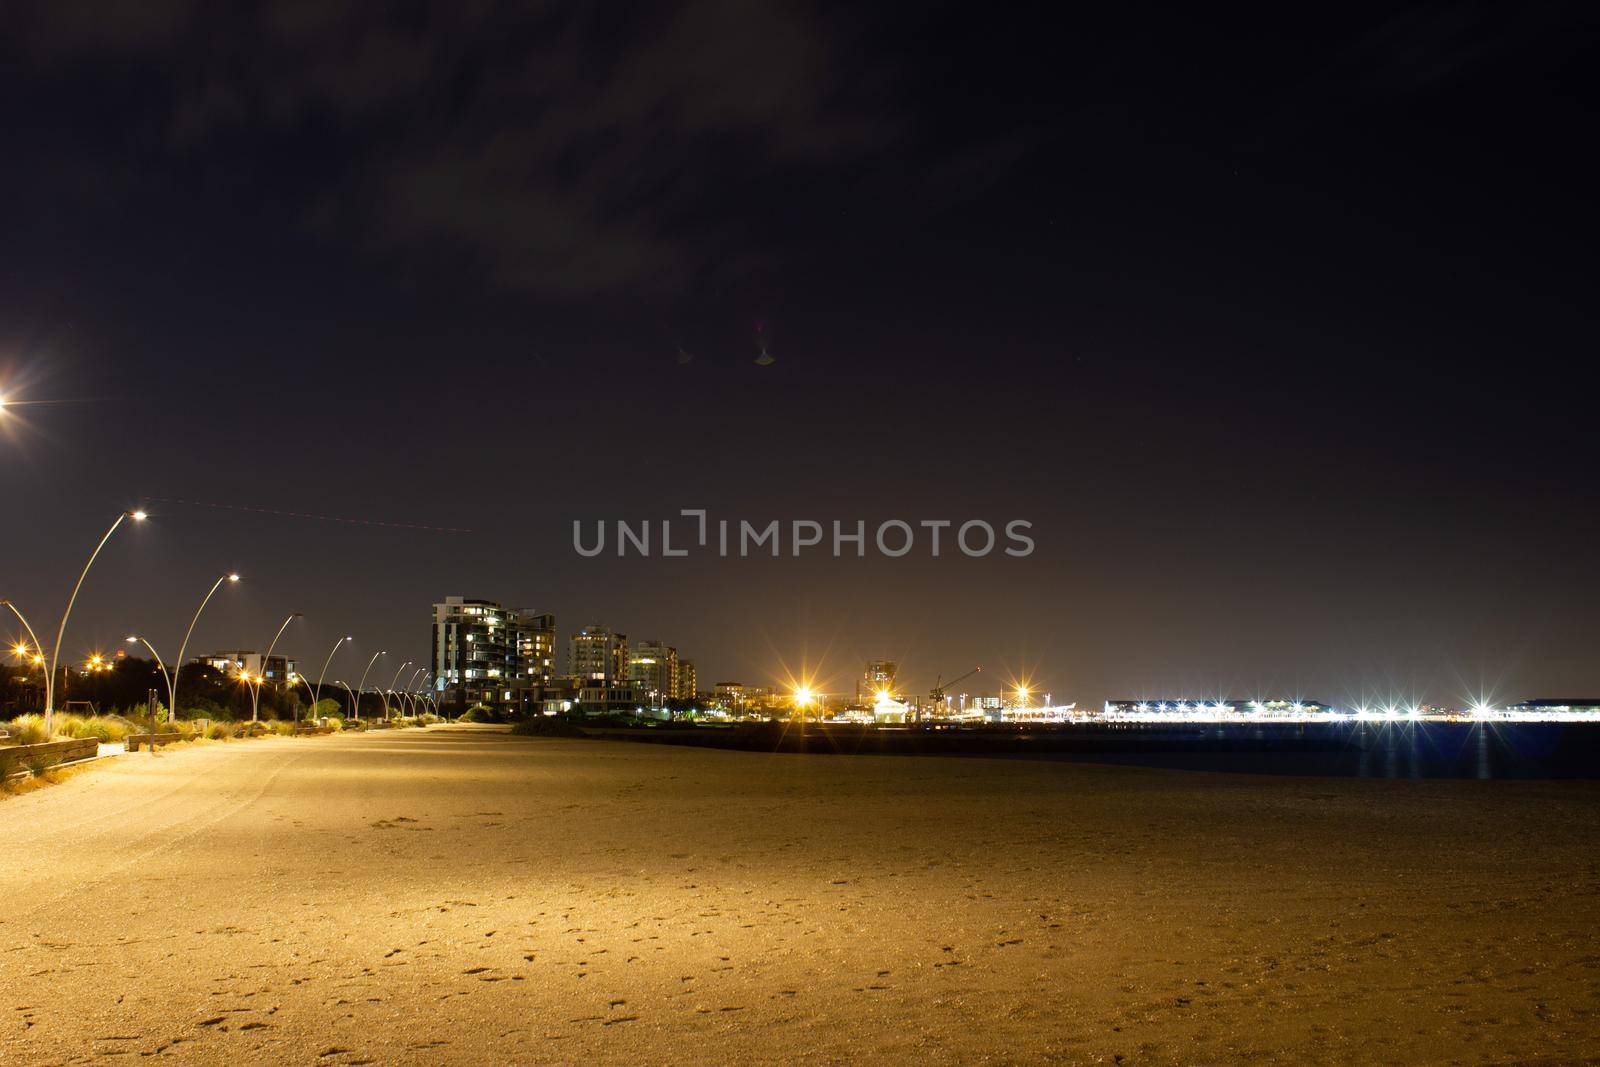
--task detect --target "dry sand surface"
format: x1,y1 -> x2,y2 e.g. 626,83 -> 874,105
3,725 -> 1599,1065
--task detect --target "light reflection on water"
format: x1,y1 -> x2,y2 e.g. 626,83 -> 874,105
1029,722 -> 1600,779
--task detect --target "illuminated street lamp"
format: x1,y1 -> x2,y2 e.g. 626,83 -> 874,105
248,612 -> 302,723
399,667 -> 427,716
38,510 -> 148,734
159,575 -> 240,726
125,635 -> 173,757
334,680 -> 359,721
286,671 -> 322,732
353,651 -> 386,724
1,600 -> 49,706
308,635 -> 352,724
382,660 -> 413,720
793,686 -> 815,722
1015,685 -> 1031,708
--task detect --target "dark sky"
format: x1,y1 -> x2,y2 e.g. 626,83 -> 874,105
2,1 -> 1597,707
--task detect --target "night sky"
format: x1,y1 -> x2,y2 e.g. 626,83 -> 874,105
2,2 -> 1597,707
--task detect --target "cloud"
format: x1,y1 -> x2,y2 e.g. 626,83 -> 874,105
8,0 -> 903,299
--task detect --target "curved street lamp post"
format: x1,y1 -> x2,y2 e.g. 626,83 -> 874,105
167,574 -> 241,722
41,510 -> 147,734
248,612 -> 302,723
124,635 -> 173,757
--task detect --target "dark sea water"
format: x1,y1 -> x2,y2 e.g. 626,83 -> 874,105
1017,722 -> 1600,779
588,722 -> 1600,779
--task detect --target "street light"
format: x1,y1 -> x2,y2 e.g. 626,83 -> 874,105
353,651 -> 386,725
125,635 -> 172,757
307,635 -> 352,726
1,600 -> 48,706
334,680 -> 358,721
383,660 -> 413,721
793,686 -> 815,722
42,509 -> 147,734
246,612 -> 302,723
287,672 -> 319,729
164,573 -> 241,725
401,667 -> 428,717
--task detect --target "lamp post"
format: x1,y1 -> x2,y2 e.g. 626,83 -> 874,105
1,600 -> 49,712
163,574 -> 240,723
124,635 -> 172,757
310,635 -> 352,720
382,660 -> 412,721
421,673 -> 439,718
288,672 -> 317,729
249,612 -> 302,723
353,651 -> 385,725
401,667 -> 427,717
43,509 -> 147,734
335,680 -> 358,722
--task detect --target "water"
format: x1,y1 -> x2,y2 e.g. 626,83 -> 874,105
1019,722 -> 1600,779
598,721 -> 1600,778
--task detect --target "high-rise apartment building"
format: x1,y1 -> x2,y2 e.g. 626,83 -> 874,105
628,641 -> 679,706
676,659 -> 697,702
432,597 -> 555,711
569,624 -> 628,683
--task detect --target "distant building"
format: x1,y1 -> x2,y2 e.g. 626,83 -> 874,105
570,624 -> 628,684
1505,699 -> 1600,716
577,680 -> 645,713
518,612 -> 557,690
676,659 -> 698,702
1103,698 -> 1336,718
857,660 -> 898,702
431,597 -> 554,711
712,681 -> 775,716
197,650 -> 296,683
628,641 -> 678,707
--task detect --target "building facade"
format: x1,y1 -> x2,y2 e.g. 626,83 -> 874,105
676,658 -> 697,701
570,624 -> 628,683
627,641 -> 679,707
199,650 -> 296,683
431,597 -> 554,711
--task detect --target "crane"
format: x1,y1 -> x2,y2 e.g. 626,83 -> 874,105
921,666 -> 981,723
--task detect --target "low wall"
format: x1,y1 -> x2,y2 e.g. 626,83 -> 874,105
0,736 -> 101,779
125,732 -> 187,752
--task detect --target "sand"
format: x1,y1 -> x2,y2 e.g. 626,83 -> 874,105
2,725 -> 1598,1064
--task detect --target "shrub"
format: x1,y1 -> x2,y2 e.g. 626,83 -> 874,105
459,705 -> 501,724
164,720 -> 199,742
262,719 -> 295,736
9,714 -> 54,745
203,721 -> 236,740
57,715 -> 135,743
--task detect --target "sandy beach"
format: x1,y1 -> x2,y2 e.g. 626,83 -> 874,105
3,724 -> 1598,1064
